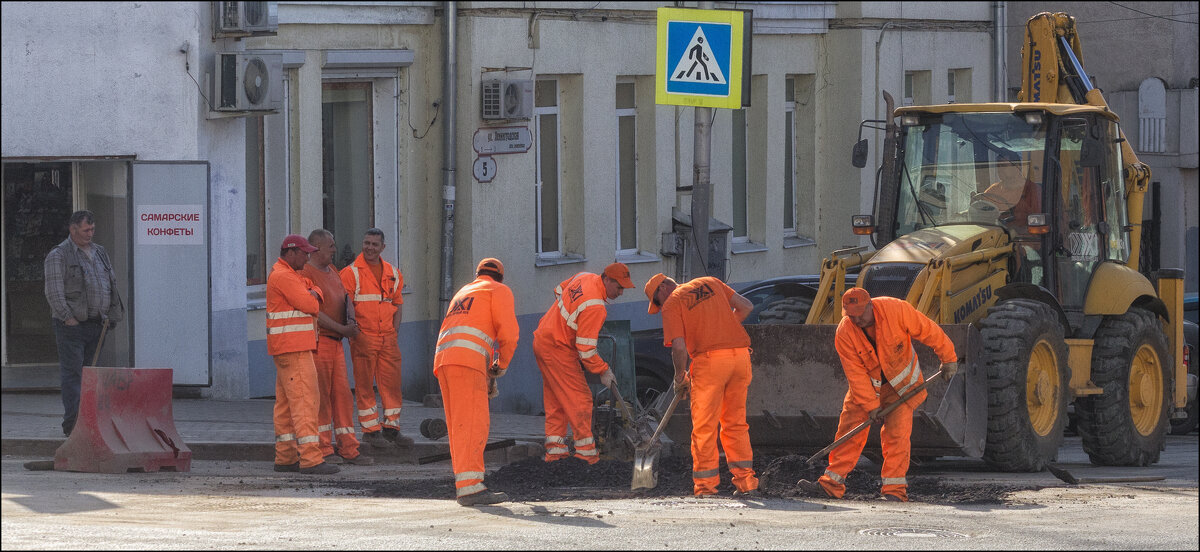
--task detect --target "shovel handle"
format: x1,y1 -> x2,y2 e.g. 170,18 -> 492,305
90,319 -> 110,366
607,381 -> 637,425
646,386 -> 685,446
807,369 -> 944,465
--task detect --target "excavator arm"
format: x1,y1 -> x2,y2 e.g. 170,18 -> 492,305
1019,11 -> 1152,271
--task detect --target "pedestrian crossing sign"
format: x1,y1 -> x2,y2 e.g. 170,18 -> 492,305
656,7 -> 746,109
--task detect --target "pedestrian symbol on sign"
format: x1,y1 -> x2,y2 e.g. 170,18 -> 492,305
671,30 -> 726,84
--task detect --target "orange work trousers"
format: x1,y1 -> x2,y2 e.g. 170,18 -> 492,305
689,347 -> 758,495
818,387 -> 920,501
314,336 -> 361,459
273,350 -> 324,468
349,331 -> 403,435
533,332 -> 599,463
435,363 -> 492,498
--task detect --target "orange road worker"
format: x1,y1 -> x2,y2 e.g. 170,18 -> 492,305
340,228 -> 414,450
301,229 -> 373,467
645,273 -> 759,497
267,234 -> 339,475
434,258 -> 520,506
532,262 -> 634,463
798,288 -> 958,502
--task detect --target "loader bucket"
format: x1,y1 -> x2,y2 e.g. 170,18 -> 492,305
660,324 -> 986,458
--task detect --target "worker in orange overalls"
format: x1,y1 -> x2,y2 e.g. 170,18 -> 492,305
340,228 -> 413,451
267,234 -> 339,475
532,262 -> 634,464
434,258 -> 520,506
797,288 -> 958,502
301,229 -> 373,467
645,273 -> 759,497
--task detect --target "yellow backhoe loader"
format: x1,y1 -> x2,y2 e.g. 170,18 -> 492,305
736,12 -> 1186,471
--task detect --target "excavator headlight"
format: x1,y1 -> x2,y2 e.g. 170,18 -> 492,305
852,214 -> 875,235
1024,111 -> 1044,127
1028,213 -> 1050,234
900,114 -> 920,126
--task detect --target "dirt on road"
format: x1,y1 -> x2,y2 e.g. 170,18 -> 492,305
337,452 -> 1042,504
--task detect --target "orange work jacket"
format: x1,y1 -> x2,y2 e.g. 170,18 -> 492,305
834,296 -> 957,411
266,258 -> 322,355
339,254 -> 403,335
534,272 -> 610,374
660,276 -> 751,358
434,275 -> 520,372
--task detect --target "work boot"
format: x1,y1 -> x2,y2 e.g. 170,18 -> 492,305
323,454 -> 345,465
694,492 -> 722,499
383,427 -> 415,447
273,462 -> 300,473
300,462 -> 341,475
795,479 -> 830,498
342,454 -> 375,466
733,488 -> 760,498
363,431 -> 393,450
881,493 -> 907,502
456,490 -> 509,507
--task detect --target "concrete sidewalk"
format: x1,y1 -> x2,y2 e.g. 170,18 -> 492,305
0,391 -> 547,465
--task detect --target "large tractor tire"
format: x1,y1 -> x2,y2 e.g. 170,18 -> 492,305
1076,307 -> 1171,466
978,299 -> 1070,472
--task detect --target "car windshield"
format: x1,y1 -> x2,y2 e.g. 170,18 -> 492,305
896,112 -> 1048,236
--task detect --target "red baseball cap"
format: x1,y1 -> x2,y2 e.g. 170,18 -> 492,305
842,287 -> 871,317
280,234 -> 318,253
603,262 -> 635,289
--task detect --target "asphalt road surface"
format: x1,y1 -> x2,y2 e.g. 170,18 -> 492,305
2,435 -> 1196,550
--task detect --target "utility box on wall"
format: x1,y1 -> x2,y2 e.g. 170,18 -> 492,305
663,212 -> 731,282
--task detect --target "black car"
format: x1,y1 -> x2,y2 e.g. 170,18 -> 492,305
1171,292 -> 1198,434
631,274 -> 842,407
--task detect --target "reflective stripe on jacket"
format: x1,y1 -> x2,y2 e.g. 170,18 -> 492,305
534,272 -> 609,374
434,275 -> 520,372
339,253 -> 403,335
833,296 -> 957,410
266,258 -> 321,355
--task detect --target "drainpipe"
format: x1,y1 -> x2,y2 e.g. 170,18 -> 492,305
993,1 -> 1008,101
434,1 -> 458,395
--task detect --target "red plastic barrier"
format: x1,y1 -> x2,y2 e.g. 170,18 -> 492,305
55,367 -> 191,473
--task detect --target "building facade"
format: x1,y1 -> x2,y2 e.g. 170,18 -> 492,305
2,1 -> 996,412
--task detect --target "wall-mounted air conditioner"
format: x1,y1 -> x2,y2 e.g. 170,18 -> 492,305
211,52 -> 283,113
481,79 -> 534,121
213,1 -> 278,38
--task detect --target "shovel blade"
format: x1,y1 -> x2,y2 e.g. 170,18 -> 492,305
631,443 -> 661,490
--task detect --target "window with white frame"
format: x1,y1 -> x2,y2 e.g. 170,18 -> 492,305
615,80 -> 637,254
783,77 -> 796,233
904,70 -> 931,107
247,76 -> 290,293
534,79 -> 561,256
732,108 -> 748,241
246,116 -> 267,286
321,81 -> 376,268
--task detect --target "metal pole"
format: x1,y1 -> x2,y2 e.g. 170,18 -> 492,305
690,0 -> 715,279
433,1 -> 457,397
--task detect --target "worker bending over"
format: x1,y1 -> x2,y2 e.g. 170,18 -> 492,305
434,258 -> 520,506
533,263 -> 634,463
267,234 -> 338,475
644,273 -> 759,497
340,229 -> 414,450
798,288 -> 958,502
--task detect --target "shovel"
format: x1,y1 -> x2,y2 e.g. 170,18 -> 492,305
1045,464 -> 1165,485
631,384 -> 685,491
805,369 -> 945,467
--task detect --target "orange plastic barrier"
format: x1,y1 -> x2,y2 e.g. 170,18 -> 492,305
54,367 -> 191,473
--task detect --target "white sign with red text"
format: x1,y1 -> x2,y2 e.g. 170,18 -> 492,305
136,204 -> 204,245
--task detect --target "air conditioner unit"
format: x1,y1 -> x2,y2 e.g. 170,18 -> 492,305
212,53 -> 283,113
213,1 -> 278,38
481,79 -> 534,120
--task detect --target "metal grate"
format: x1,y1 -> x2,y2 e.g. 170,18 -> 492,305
860,262 -> 925,300
859,527 -> 969,539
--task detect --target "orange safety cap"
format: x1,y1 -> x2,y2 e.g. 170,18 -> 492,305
644,273 -> 667,314
476,257 -> 505,278
842,287 -> 871,317
604,262 -> 635,289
